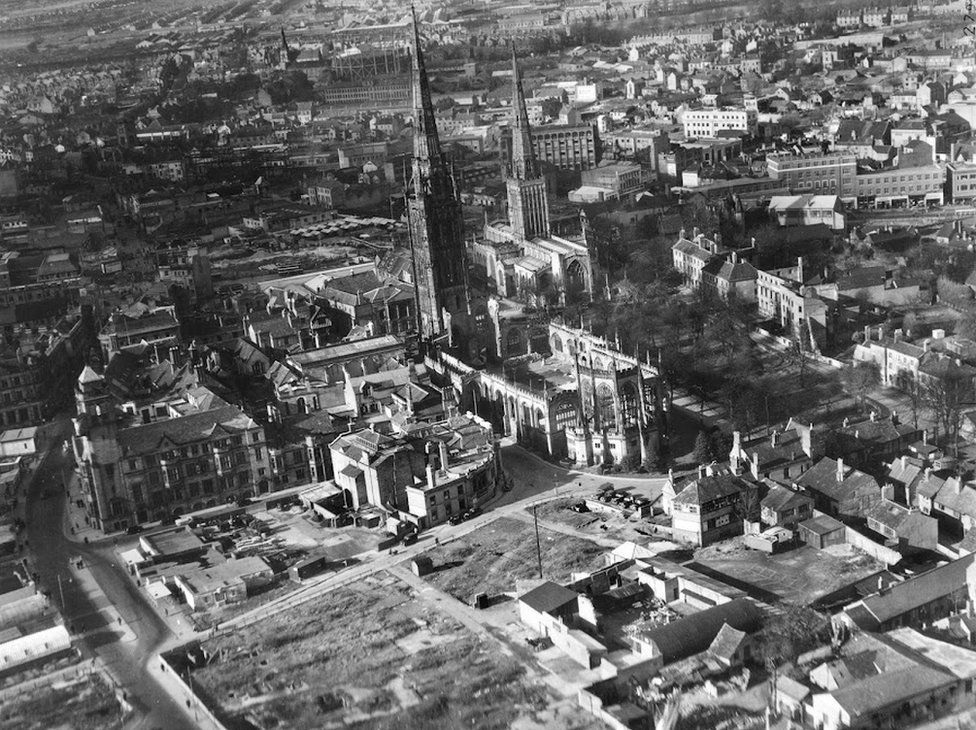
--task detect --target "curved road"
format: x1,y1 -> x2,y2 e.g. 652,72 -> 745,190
25,439 -> 197,730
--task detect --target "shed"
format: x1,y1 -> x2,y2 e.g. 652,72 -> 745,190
411,556 -> 434,577
518,581 -> 580,635
798,514 -> 846,549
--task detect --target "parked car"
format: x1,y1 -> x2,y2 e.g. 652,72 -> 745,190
125,525 -> 144,535
402,531 -> 418,545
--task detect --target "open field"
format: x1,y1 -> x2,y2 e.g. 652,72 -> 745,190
3,670 -> 123,730
189,572 -> 554,729
417,517 -> 606,603
689,538 -> 882,604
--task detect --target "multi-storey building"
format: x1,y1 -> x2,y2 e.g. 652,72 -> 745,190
947,162 -> 976,204
0,250 -> 82,326
663,466 -> 754,546
154,242 -> 213,302
755,258 -> 830,350
579,162 -> 645,200
682,108 -> 756,139
72,388 -> 269,531
854,164 -> 945,205
0,316 -> 90,427
766,151 -> 857,196
330,414 -> 499,529
319,80 -> 411,110
98,308 -> 181,359
528,124 -> 598,171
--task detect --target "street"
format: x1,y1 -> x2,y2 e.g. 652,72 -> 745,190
24,433 -> 198,730
21,433 -> 670,726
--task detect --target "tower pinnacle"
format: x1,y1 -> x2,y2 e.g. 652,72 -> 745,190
510,44 -> 539,181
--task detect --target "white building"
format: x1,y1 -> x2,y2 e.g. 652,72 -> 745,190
682,108 -> 756,139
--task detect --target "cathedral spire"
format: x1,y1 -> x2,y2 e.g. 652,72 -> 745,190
510,43 -> 539,181
411,6 -> 443,171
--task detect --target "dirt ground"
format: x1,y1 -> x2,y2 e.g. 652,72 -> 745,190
191,572 -> 558,729
3,670 -> 123,730
416,517 -> 607,603
529,498 -> 665,545
690,538 -> 882,604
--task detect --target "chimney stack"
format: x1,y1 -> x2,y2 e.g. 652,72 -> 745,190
426,462 -> 436,489
836,457 -> 845,483
770,429 -> 778,447
438,440 -> 449,472
863,325 -> 871,343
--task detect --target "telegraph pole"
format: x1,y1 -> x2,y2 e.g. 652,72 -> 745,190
533,503 -> 543,579
57,573 -> 66,612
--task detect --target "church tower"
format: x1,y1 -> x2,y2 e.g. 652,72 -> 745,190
406,8 -> 469,340
506,45 -> 550,242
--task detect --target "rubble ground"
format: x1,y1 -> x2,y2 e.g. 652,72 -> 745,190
3,669 -> 124,730
416,516 -> 606,603
191,571 -> 552,729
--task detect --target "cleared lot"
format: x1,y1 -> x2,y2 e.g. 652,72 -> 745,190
417,516 -> 606,603
189,572 -> 552,729
690,538 -> 882,604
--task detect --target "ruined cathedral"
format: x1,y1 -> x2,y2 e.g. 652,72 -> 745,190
403,25 -> 660,467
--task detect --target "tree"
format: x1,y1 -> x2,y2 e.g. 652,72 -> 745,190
841,361 -> 880,404
692,430 -> 713,465
643,436 -> 661,472
937,275 -> 973,307
923,365 -> 974,455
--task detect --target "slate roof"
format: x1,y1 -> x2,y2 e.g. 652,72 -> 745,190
762,484 -> 812,513
519,581 -> 579,614
830,665 -> 951,718
844,555 -> 974,630
795,457 -> 879,503
118,405 -> 256,456
642,598 -> 763,664
716,259 -> 758,283
673,473 -> 745,507
708,623 -> 747,663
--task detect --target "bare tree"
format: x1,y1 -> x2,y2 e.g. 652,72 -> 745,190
841,361 -> 880,405
923,368 -> 974,456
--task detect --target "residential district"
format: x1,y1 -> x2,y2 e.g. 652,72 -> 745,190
10,0 -> 976,728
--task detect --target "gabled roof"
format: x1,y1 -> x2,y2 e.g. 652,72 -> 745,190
643,598 -> 763,664
762,484 -> 812,513
673,473 -> 746,507
795,457 -> 879,503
